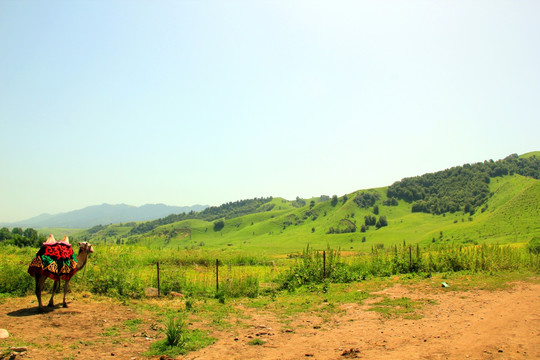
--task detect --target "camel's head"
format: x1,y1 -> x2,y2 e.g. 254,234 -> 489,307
79,241 -> 94,254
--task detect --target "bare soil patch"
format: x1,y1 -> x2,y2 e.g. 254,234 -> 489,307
1,281 -> 539,360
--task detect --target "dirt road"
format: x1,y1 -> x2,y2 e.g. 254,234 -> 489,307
1,281 -> 538,359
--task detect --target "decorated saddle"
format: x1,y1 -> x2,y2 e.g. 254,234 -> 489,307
28,235 -> 78,281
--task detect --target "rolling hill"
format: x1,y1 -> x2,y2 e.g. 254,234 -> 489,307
73,153 -> 540,254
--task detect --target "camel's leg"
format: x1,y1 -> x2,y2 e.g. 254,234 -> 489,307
48,280 -> 60,307
62,279 -> 70,308
35,275 -> 47,312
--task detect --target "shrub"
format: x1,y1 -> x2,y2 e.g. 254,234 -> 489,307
213,220 -> 225,232
527,237 -> 540,254
164,317 -> 186,347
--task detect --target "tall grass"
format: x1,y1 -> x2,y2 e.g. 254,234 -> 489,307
279,242 -> 539,290
1,242 -> 537,299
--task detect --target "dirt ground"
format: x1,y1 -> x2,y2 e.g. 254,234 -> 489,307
1,281 -> 538,360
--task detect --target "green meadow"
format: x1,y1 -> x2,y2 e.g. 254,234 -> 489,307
2,153 -> 539,299
73,173 -> 540,256
2,173 -> 538,300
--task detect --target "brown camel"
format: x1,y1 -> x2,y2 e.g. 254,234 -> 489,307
29,237 -> 94,312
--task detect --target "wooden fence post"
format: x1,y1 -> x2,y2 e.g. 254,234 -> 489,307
157,261 -> 161,297
216,259 -> 219,293
409,246 -> 412,271
323,250 -> 326,279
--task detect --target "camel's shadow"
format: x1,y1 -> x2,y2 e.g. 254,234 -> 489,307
7,304 -> 74,317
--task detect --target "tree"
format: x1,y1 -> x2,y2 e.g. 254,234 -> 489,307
373,205 -> 379,215
213,219 -> 225,232
354,192 -> 380,208
364,215 -> 376,226
375,216 -> 388,229
11,227 -> 23,236
23,228 -> 38,242
331,195 -> 338,207
0,227 -> 11,241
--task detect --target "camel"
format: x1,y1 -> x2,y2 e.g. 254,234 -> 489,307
28,235 -> 94,312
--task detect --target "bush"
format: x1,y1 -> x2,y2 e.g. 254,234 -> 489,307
527,237 -> 540,254
164,316 -> 186,347
213,220 -> 225,232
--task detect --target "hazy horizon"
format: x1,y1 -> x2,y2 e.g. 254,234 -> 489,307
2,1 -> 539,222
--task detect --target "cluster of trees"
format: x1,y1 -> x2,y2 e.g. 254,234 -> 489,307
328,214 -> 389,234
327,219 -> 356,234
361,215 -> 388,231
292,197 -> 306,208
387,154 -> 540,215
129,197 -> 274,235
353,192 -> 380,208
0,227 -> 44,247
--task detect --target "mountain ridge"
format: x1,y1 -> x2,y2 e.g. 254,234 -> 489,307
1,203 -> 209,229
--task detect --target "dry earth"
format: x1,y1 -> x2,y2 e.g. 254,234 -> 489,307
1,281 -> 538,360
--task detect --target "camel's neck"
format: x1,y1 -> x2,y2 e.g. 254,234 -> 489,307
76,250 -> 89,271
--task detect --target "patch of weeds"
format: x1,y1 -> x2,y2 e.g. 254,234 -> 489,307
123,318 -> 143,332
429,271 -> 538,292
248,338 -> 265,346
102,325 -> 119,337
164,317 -> 186,347
215,291 -> 226,304
145,316 -> 215,358
76,340 -> 94,347
369,297 -> 424,319
45,343 -> 65,352
210,318 -> 232,330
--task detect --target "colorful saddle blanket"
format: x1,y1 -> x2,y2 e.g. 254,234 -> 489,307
28,242 -> 78,281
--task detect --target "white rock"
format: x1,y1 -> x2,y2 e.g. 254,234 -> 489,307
0,329 -> 8,339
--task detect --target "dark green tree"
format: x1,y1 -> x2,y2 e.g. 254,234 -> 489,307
375,216 -> 388,229
0,227 -> 11,241
364,215 -> 376,226
213,219 -> 225,232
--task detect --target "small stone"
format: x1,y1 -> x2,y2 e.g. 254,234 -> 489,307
11,347 -> 27,353
144,287 -> 159,297
0,329 -> 9,339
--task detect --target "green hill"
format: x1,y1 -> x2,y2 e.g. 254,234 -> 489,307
73,153 -> 540,255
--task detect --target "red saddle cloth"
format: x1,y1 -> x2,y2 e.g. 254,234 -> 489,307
28,242 -> 78,281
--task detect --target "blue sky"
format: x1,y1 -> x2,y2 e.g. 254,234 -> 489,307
1,1 -> 539,223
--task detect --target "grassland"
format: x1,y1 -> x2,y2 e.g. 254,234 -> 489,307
72,174 -> 539,256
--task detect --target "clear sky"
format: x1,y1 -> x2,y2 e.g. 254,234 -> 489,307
1,1 -> 539,223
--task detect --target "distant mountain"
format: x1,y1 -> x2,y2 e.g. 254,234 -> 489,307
3,203 -> 208,229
